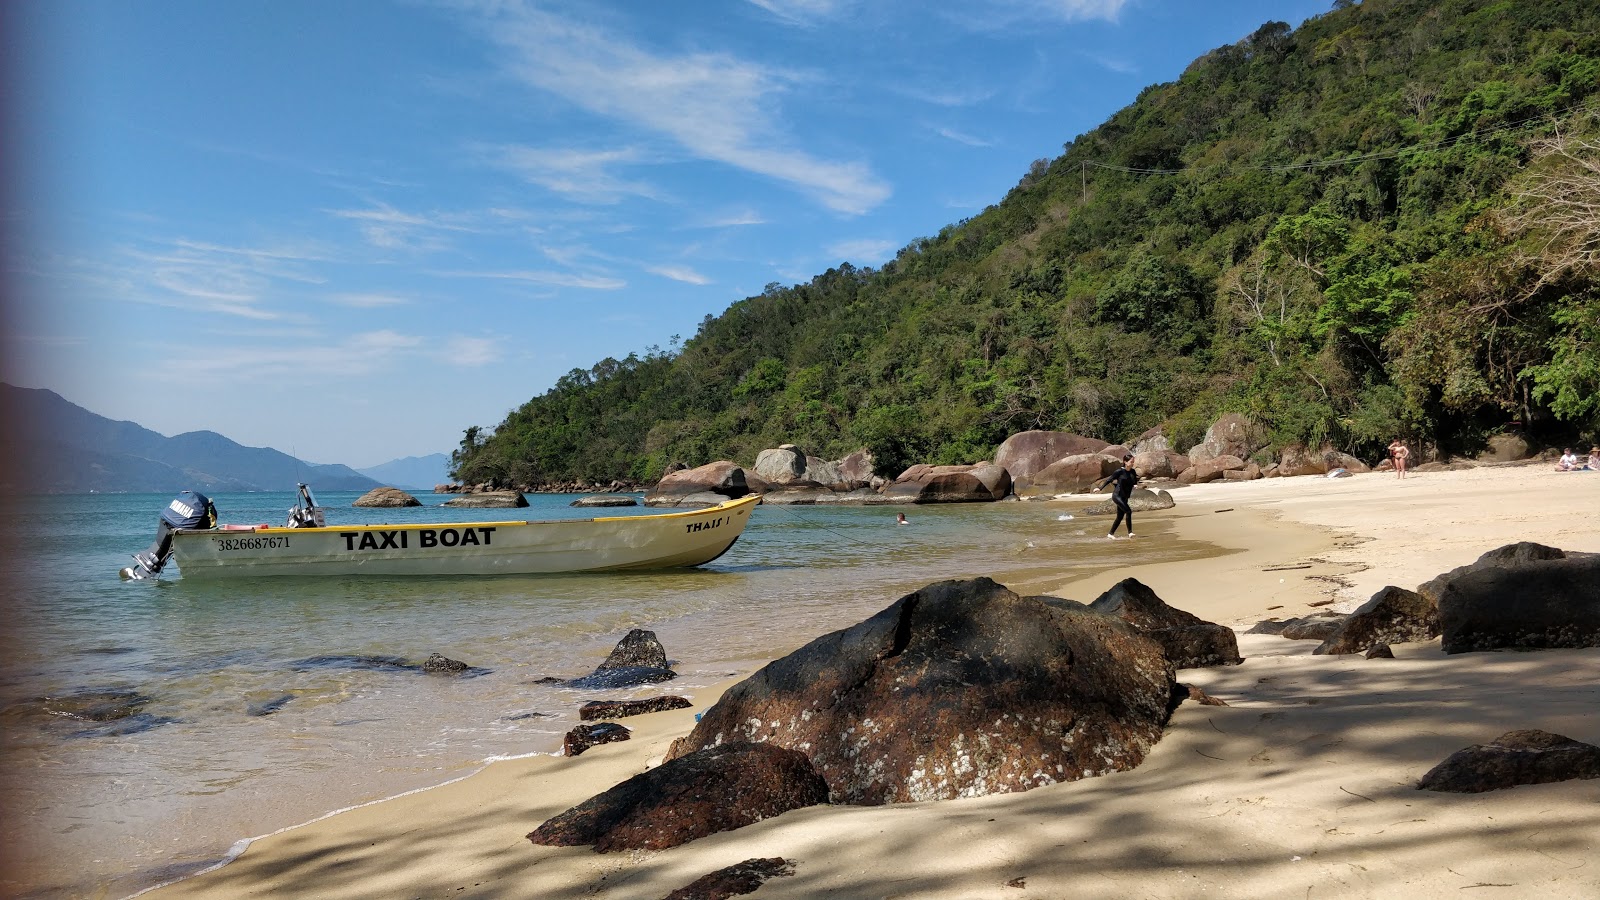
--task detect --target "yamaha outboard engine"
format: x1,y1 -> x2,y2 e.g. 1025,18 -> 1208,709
285,483 -> 326,528
121,490 -> 217,580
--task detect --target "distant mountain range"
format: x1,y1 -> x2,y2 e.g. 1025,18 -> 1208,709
356,454 -> 451,491
0,383 -> 436,495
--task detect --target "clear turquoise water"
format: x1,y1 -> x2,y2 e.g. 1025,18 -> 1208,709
0,490 -> 1209,899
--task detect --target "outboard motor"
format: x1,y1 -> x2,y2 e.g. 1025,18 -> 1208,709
285,483 -> 326,528
122,490 -> 217,580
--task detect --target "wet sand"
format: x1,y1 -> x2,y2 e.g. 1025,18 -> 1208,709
146,464 -> 1600,899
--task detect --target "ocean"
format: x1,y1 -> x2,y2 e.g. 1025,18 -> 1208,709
0,489 -> 1212,899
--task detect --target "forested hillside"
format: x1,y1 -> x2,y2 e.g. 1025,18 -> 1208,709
453,0 -> 1600,488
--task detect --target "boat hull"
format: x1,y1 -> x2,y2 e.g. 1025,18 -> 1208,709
169,495 -> 760,579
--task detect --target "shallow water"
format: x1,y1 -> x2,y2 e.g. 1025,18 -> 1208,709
0,491 -> 1209,898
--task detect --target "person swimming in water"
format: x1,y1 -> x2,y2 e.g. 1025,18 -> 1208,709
1092,454 -> 1139,539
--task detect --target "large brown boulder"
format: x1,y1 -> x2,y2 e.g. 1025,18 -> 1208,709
648,461 -> 750,503
1187,413 -> 1256,465
1015,453 -> 1122,497
1129,427 -> 1170,454
663,857 -> 795,900
1088,578 -> 1241,669
1277,443 -> 1328,477
528,742 -> 828,852
1476,434 -> 1532,463
994,431 -> 1110,483
1417,542 -> 1568,606
1131,450 -> 1190,479
835,449 -> 876,486
1418,730 -> 1600,793
1314,586 -> 1437,655
353,486 -> 421,508
752,446 -> 807,485
664,578 -> 1176,805
1437,554 -> 1600,653
884,463 -> 1011,503
1177,455 -> 1244,484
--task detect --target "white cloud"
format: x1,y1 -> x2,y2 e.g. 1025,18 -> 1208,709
471,3 -> 890,214
646,264 -> 711,285
121,238 -> 332,319
745,0 -> 851,25
942,0 -> 1126,30
936,127 -> 994,147
895,85 -> 996,108
438,268 -> 627,290
485,145 -> 662,204
438,335 -> 504,366
325,202 -> 480,252
699,208 -> 767,227
153,329 -> 425,379
1083,51 -> 1138,74
825,238 -> 897,265
330,292 -> 410,308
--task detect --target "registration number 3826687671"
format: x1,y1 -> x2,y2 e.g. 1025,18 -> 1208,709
211,535 -> 292,552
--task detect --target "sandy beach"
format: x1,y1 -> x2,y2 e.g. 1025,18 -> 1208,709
147,464 -> 1600,899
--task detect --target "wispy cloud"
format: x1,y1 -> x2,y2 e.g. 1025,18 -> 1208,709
437,335 -> 504,366
121,238 -> 333,319
826,238 -> 896,265
330,292 -> 410,308
484,145 -> 663,204
436,268 -> 627,290
646,264 -> 711,285
698,208 -> 767,227
935,126 -> 994,147
154,329 -> 425,379
745,0 -> 851,26
894,85 -> 996,108
325,201 -> 482,252
942,0 -> 1126,30
470,3 -> 890,214
1083,51 -> 1138,74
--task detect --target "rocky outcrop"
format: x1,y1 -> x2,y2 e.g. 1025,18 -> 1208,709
1177,455 -> 1245,484
441,491 -> 528,508
1275,444 -> 1370,477
1129,427 -> 1170,455
528,742 -> 828,852
563,722 -> 631,757
579,696 -> 693,721
565,629 -> 678,688
1088,578 -> 1241,669
1276,613 -> 1349,641
1131,450 -> 1190,479
665,578 -> 1175,805
753,446 -> 807,485
353,486 -> 421,507
1417,542 -> 1568,605
1476,434 -> 1532,463
570,495 -> 638,507
1014,453 -> 1123,497
1187,413 -> 1257,465
663,857 -> 795,900
1436,553 -> 1600,653
884,463 -> 1012,503
1314,586 -> 1438,655
994,431 -> 1110,483
835,449 -> 876,487
1078,487 -> 1175,516
648,461 -> 750,505
1418,730 -> 1600,793
421,652 -> 470,675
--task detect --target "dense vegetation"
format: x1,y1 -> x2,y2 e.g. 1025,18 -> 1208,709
454,0 -> 1600,488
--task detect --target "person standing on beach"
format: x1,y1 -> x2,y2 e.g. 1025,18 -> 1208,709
1093,454 -> 1139,539
1389,439 -> 1409,478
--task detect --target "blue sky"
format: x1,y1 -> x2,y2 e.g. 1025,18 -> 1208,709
6,0 -> 1333,468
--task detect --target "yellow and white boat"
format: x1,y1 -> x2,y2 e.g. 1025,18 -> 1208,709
122,486 -> 760,580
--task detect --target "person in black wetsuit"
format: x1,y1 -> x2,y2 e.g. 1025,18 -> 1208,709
1093,454 -> 1139,539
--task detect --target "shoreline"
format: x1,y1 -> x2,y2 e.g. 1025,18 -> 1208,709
147,466 -> 1600,899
